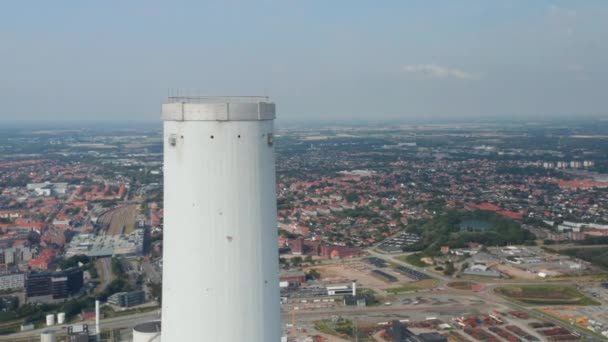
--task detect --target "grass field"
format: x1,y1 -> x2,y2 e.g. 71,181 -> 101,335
314,319 -> 372,342
101,304 -> 160,318
397,253 -> 427,267
495,285 -> 600,306
385,284 -> 419,294
386,279 -> 438,294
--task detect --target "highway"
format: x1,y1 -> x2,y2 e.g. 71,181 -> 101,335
0,299 -> 487,340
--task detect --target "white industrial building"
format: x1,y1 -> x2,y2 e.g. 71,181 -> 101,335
326,285 -> 355,296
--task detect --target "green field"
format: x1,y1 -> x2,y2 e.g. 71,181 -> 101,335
496,285 -> 600,306
398,253 -> 427,267
314,319 -> 372,342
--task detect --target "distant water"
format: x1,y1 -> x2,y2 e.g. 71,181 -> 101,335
459,219 -> 492,232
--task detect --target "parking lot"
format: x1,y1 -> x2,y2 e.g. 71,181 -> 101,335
377,232 -> 421,253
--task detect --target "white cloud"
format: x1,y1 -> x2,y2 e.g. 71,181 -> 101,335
400,64 -> 479,80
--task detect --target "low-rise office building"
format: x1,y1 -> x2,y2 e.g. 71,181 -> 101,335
108,290 -> 146,307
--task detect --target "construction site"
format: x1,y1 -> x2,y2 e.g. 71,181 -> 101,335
303,259 -> 437,294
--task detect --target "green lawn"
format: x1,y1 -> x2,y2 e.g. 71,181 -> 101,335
397,253 -> 427,267
314,319 -> 373,342
101,304 -> 160,318
495,285 -> 600,306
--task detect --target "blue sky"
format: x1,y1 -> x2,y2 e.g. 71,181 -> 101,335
1,1 -> 607,121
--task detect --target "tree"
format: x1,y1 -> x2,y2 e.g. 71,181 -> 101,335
291,256 -> 303,267
27,231 -> 40,245
306,269 -> 321,280
111,257 -> 126,277
61,255 -> 90,269
99,279 -> 133,301
148,282 -> 162,304
345,193 -> 359,203
444,262 -> 456,276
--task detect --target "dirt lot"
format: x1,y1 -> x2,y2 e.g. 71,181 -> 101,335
98,204 -> 138,235
308,261 -> 411,291
310,332 -> 350,342
447,281 -> 477,291
493,264 -> 538,280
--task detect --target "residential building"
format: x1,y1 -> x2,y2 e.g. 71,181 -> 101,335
0,272 -> 25,291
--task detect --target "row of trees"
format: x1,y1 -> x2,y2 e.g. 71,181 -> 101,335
279,255 -> 315,268
559,248 -> 608,270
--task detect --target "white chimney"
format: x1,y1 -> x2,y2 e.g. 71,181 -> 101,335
160,96 -> 280,341
352,280 -> 357,296
95,299 -> 100,340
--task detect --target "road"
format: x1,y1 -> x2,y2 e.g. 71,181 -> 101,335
0,299 -> 487,340
369,249 -> 603,341
284,299 -> 489,320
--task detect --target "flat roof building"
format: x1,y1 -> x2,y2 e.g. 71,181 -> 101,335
108,290 -> 146,308
0,272 -> 24,291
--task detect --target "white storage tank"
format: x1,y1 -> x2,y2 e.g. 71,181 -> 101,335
40,330 -> 56,342
161,97 -> 280,342
133,321 -> 161,342
46,314 -> 55,326
57,312 -> 66,325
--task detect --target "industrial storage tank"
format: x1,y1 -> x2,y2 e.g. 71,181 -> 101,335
161,97 -> 280,341
46,314 -> 55,326
133,321 -> 161,342
57,312 -> 65,325
40,330 -> 57,342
